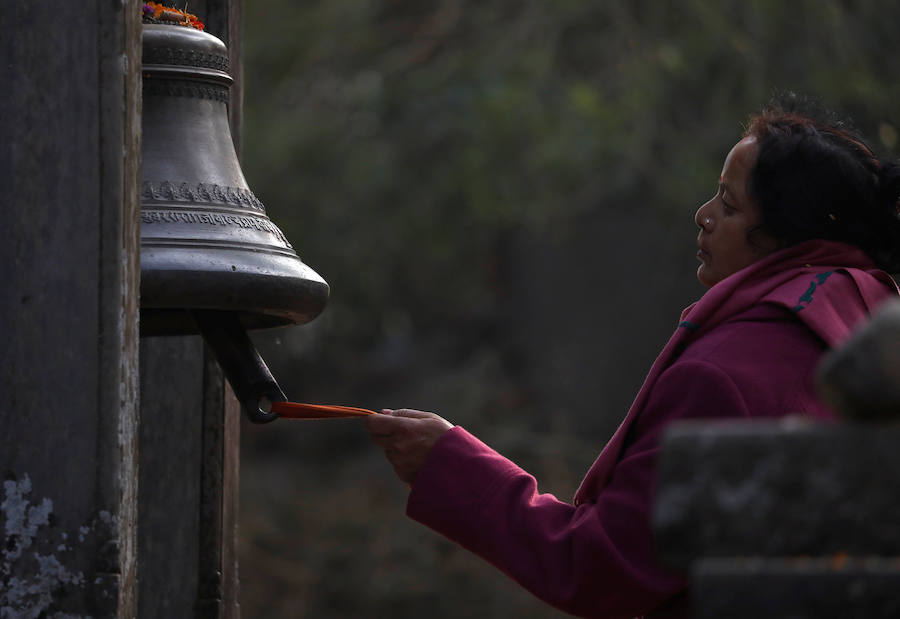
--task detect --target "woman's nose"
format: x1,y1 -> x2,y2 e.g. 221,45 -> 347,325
695,202 -> 713,230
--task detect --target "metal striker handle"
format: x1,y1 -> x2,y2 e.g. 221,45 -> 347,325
193,310 -> 286,423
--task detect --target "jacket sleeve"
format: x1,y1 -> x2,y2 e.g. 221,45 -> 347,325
405,360 -> 752,619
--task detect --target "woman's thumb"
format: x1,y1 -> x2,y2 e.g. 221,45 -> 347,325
383,408 -> 436,419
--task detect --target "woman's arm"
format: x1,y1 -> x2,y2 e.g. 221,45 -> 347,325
367,360 -> 762,617
404,424 -> 685,618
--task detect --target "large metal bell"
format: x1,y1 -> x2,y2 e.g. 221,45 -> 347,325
139,23 -> 328,422
139,23 -> 328,337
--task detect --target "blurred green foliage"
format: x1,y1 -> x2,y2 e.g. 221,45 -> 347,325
237,1 -> 900,616
243,0 -> 899,390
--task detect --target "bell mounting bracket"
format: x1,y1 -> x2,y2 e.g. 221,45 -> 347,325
193,310 -> 285,423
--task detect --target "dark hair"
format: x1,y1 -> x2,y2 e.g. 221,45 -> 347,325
744,93 -> 900,272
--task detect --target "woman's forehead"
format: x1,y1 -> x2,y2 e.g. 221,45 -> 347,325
722,137 -> 759,189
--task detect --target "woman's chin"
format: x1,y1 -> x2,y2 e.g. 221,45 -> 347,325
696,265 -> 716,288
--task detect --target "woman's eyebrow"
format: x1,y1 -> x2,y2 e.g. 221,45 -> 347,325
721,181 -> 740,201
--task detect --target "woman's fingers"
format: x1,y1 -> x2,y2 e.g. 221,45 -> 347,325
365,408 -> 453,483
365,408 -> 445,434
384,408 -> 441,419
364,409 -> 407,437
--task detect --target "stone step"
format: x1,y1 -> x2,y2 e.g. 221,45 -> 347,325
690,556 -> 900,619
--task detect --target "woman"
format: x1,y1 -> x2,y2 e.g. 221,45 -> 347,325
366,97 -> 900,618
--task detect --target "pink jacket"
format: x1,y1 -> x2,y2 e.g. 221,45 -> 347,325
406,241 -> 899,618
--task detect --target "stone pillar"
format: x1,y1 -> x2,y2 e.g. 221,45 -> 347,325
137,2 -> 243,618
0,1 -> 141,617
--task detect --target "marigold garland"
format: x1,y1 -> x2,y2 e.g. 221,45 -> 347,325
142,2 -> 205,31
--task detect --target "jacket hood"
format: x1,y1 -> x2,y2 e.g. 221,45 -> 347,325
761,264 -> 898,347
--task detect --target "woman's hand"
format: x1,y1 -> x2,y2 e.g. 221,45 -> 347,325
366,409 -> 454,484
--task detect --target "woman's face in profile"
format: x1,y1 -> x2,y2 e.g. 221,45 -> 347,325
694,137 -> 777,287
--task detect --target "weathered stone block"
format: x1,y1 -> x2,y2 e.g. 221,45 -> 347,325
817,298 -> 900,421
690,557 -> 900,619
652,420 -> 900,570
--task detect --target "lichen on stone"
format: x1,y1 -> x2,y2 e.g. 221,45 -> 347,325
1,474 -> 92,619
